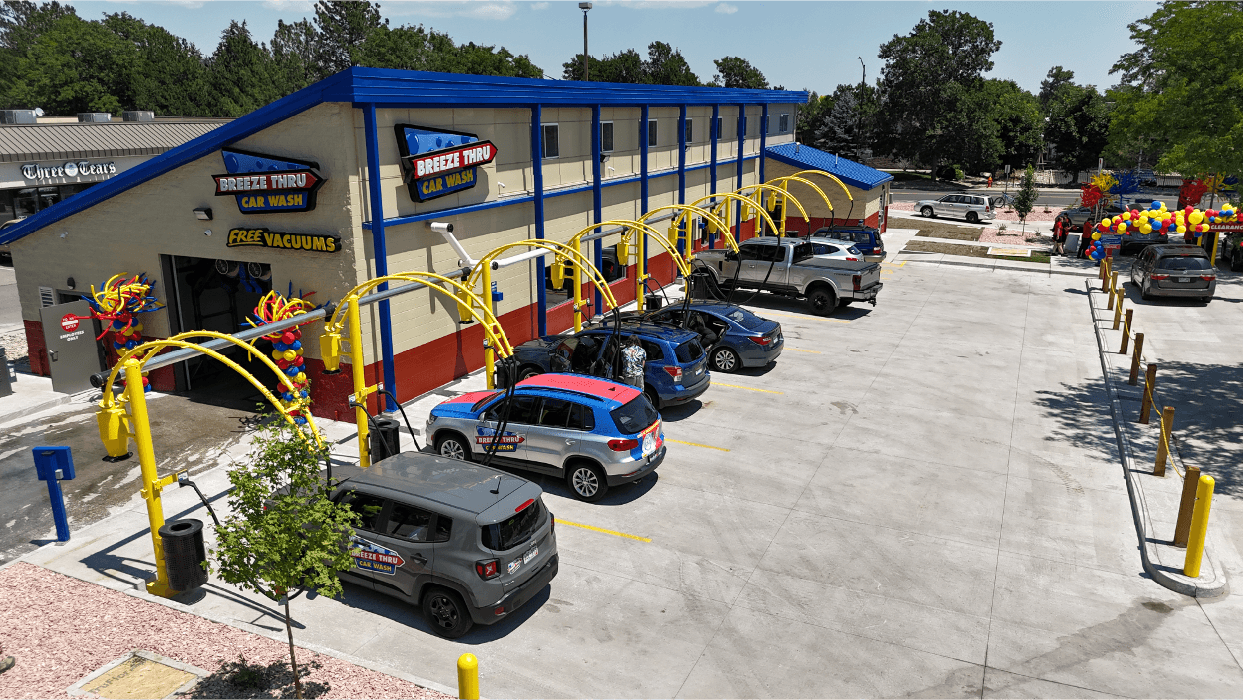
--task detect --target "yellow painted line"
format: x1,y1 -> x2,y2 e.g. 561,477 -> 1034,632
787,347 -> 822,354
555,518 -> 651,543
668,438 -> 731,451
766,311 -> 851,324
882,261 -> 906,267
714,382 -> 784,394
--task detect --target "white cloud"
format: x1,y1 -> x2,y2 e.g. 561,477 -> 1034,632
465,3 -> 518,20
383,1 -> 518,21
260,0 -> 314,11
531,1 -> 550,9
714,2 -> 736,13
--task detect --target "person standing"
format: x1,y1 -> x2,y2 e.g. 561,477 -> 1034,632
621,335 -> 646,389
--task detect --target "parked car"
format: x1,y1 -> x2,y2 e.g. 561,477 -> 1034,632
330,452 -> 558,638
806,239 -> 863,261
1219,230 -> 1243,271
1053,204 -> 1125,232
1129,244 -> 1216,302
639,301 -> 783,373
0,217 -> 23,262
427,373 -> 666,501
504,322 -> 709,409
913,193 -> 996,223
695,237 -> 883,316
809,226 -> 886,261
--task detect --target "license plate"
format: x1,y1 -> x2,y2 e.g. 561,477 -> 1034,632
1178,277 -> 1191,283
523,545 -> 538,564
693,365 -> 703,375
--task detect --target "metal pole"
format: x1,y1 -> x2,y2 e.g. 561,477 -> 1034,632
1183,475 -> 1216,578
1140,362 -> 1157,424
641,104 -> 650,286
347,296 -> 372,469
126,358 -> 174,598
1154,406 -> 1174,477
457,653 -> 480,700
363,103 -> 398,412
591,104 -> 603,314
531,105 -> 547,337
736,105 -> 745,233
483,264 -> 497,387
710,104 -> 719,248
582,9 -> 589,81
1174,465 -> 1202,547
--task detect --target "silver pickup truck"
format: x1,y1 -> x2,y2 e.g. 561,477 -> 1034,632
696,237 -> 883,316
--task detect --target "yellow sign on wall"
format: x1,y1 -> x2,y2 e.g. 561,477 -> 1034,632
226,228 -> 341,253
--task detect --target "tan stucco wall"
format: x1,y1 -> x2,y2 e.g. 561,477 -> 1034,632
764,159 -> 887,222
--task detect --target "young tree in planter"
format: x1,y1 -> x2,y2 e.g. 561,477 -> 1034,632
210,417 -> 359,699
1014,163 -> 1038,234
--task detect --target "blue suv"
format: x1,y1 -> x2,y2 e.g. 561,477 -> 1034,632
811,226 -> 885,261
641,302 -> 783,373
506,323 -> 710,409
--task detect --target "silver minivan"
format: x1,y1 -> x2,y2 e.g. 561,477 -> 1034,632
915,193 -> 995,223
332,453 -> 558,638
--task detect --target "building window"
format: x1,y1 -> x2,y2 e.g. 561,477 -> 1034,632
542,123 -> 559,159
714,116 -> 722,140
765,115 -> 772,135
602,244 -> 626,282
600,121 -> 614,152
779,114 -> 790,133
647,119 -> 658,147
685,118 -> 693,143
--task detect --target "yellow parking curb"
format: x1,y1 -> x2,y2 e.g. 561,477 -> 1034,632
714,382 -> 784,394
555,518 -> 651,543
667,438 -> 731,451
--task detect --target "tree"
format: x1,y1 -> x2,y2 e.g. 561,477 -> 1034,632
1013,163 -> 1037,231
984,79 -> 1044,171
313,0 -> 386,75
102,12 -> 209,116
1045,82 -> 1110,183
1109,2 -> 1243,178
644,41 -> 698,85
1038,66 -> 1075,110
562,42 -> 694,85
272,19 -> 322,96
874,10 -> 1002,178
439,41 -> 542,78
211,418 -> 361,700
712,56 -> 768,89
4,13 -> 137,114
0,0 -> 75,53
204,21 -> 283,117
797,91 -> 831,144
806,83 -> 878,161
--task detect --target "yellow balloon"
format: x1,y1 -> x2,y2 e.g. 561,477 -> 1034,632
1160,205 -> 1168,211
1100,218 -> 1111,227
1141,224 -> 1152,234
282,349 -> 297,361
271,349 -> 283,360
1122,212 -> 1132,221
1118,222 -> 1127,233
1177,225 -> 1186,234
1190,211 -> 1204,224
296,372 -> 307,383
1092,231 -> 1102,240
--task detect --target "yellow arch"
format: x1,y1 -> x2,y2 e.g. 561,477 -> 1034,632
470,238 -> 618,315
735,183 -> 810,223
766,176 -> 834,213
787,169 -> 854,202
687,192 -> 779,249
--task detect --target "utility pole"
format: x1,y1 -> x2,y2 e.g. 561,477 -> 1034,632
579,3 -> 592,81
857,57 -> 865,161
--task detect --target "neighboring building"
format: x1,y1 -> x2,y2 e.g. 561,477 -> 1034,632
0,68 -> 804,418
763,143 -> 893,234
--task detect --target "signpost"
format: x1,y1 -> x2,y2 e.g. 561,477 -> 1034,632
1101,233 -> 1123,259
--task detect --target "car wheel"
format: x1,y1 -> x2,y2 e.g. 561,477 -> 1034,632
1232,250 -> 1243,273
566,461 -> 609,502
643,387 -> 661,410
710,346 -> 740,373
422,587 -> 473,639
1141,282 -> 1152,301
518,365 -> 543,381
966,211 -> 979,224
435,432 -> 472,462
921,206 -> 934,218
807,288 -> 837,316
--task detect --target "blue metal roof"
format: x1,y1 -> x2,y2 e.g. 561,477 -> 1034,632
0,67 -> 806,246
764,143 -> 893,191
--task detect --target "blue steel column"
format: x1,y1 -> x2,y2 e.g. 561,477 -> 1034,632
710,104 -> 719,248
363,103 -> 397,411
759,103 -> 769,234
640,105 -> 649,278
736,104 -> 745,233
591,105 -> 603,314
531,105 -> 547,337
677,105 -> 687,257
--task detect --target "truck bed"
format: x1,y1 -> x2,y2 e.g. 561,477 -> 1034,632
799,257 -> 880,274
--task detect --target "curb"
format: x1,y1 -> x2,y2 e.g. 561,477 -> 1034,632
1085,279 -> 1229,598
0,393 -> 73,425
900,256 -> 1099,277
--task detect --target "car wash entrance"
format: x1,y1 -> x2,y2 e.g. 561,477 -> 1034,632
162,254 -> 271,408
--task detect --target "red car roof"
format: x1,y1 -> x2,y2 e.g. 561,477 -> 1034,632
440,390 -> 498,405
516,373 -> 640,403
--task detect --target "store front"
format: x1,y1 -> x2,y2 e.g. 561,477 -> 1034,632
762,143 -> 893,235
0,68 -> 804,418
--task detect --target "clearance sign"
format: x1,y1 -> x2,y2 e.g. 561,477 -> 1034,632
395,124 -> 497,203
226,228 -> 341,254
215,149 -> 327,214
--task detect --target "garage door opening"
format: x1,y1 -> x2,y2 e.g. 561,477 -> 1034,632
162,255 -> 272,410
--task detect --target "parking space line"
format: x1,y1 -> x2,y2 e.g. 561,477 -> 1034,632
787,348 -> 822,354
555,518 -> 651,543
765,311 -> 851,324
882,261 -> 907,267
714,382 -> 784,394
667,438 -> 731,451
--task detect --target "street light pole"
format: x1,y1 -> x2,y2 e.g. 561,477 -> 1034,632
579,2 -> 592,81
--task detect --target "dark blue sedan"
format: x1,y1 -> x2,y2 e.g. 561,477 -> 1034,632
642,302 -> 783,373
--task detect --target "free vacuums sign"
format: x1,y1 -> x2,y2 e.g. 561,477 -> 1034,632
226,228 -> 341,253
214,149 -> 326,214
395,124 -> 497,203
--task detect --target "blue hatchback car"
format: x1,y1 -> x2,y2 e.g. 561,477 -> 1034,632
507,323 -> 710,409
641,302 -> 783,373
811,226 -> 886,262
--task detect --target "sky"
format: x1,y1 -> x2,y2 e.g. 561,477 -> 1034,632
64,0 -> 1158,97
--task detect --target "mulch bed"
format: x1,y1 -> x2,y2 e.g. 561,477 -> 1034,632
903,240 -> 1051,264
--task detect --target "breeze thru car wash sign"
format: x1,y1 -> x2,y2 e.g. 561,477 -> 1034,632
213,149 -> 326,214
395,124 -> 497,203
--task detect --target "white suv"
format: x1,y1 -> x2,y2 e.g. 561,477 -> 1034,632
914,193 -> 995,224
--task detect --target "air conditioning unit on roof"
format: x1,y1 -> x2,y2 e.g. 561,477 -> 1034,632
1,110 -> 37,124
77,113 -> 112,123
122,111 -> 154,122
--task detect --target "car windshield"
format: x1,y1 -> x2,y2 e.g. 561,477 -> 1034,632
1157,255 -> 1212,271
610,395 -> 660,434
481,498 -> 546,551
675,338 -> 704,363
723,307 -> 766,330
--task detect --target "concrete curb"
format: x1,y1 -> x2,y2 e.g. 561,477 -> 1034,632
0,393 -> 73,425
900,256 -> 1099,277
1085,278 -> 1229,598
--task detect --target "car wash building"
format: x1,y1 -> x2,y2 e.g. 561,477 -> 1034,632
0,68 -> 804,419
763,142 -> 893,234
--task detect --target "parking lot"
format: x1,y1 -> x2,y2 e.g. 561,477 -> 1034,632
19,257 -> 1243,697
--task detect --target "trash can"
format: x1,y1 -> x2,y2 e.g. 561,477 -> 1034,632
159,519 -> 207,592
644,293 -> 663,311
369,416 -> 402,462
0,348 -> 12,399
688,274 -> 711,300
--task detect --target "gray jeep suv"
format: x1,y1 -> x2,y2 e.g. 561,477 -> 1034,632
333,453 -> 558,639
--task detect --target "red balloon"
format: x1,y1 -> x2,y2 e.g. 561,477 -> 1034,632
1186,205 -> 1195,215
277,359 -> 290,369
293,329 -> 302,340
281,331 -> 296,345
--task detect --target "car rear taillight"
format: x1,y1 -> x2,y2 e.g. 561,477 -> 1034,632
1152,274 -> 1169,281
476,560 -> 500,580
663,365 -> 683,382
846,257 -> 860,261
984,204 -> 991,212
608,438 -> 640,451
1201,274 -> 1216,281
514,498 -> 534,513
748,336 -> 771,346
852,274 -> 861,291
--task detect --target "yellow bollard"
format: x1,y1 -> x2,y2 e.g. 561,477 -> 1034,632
1129,333 -> 1144,385
1154,406 -> 1174,477
1183,474 -> 1216,578
483,265 -> 497,387
1140,362 -> 1157,424
346,296 -> 371,468
457,653 -> 479,700
1173,465 -> 1202,548
124,358 -> 176,598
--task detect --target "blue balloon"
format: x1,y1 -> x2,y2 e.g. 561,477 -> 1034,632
295,416 -> 307,425
1154,201 -> 1164,209
125,340 -> 138,350
144,384 -> 152,393
299,390 -> 309,398
285,366 -> 300,377
273,342 -> 287,352
290,340 -> 301,351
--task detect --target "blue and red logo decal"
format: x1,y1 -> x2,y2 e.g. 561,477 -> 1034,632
349,536 -> 405,576
213,148 -> 326,214
395,124 -> 497,203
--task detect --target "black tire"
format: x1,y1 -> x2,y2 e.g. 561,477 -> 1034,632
1232,249 -> 1243,273
1203,296 -> 1213,304
518,365 -> 543,381
422,587 -> 473,639
643,387 -> 661,410
435,432 -> 472,462
710,346 -> 741,373
966,211 -> 979,224
807,287 -> 837,316
565,461 -> 609,502
1140,282 -> 1152,301
921,206 -> 935,218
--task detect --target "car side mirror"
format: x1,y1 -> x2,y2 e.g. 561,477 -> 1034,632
725,251 -> 738,261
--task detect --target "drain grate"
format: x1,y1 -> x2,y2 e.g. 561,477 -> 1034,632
69,650 -> 207,699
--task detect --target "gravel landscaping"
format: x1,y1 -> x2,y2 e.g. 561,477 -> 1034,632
1,330 -> 27,369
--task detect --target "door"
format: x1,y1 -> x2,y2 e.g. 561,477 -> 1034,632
477,395 -> 537,465
741,245 -> 782,285
934,195 -> 956,217
369,499 -> 438,598
39,299 -> 102,394
338,489 -> 389,590
523,397 -> 579,474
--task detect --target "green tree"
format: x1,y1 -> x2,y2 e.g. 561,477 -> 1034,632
712,56 -> 768,89
808,83 -> 878,161
0,0 -> 75,53
1038,65 -> 1075,110
102,12 -> 209,116
211,418 -> 361,700
1109,1 -> 1243,178
313,0 -> 386,75
272,18 -> 322,96
562,42 -> 694,85
984,79 -> 1044,171
440,41 -> 542,78
1045,81 -> 1110,183
644,41 -> 698,86
797,90 -> 831,144
204,21 -> 283,117
4,13 -> 137,114
1013,163 -> 1038,231
874,9 -> 1002,178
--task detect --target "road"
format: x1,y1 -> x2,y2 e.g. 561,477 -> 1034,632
891,188 -> 1082,208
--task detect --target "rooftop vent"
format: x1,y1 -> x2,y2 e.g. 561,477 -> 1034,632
77,113 -> 112,123
1,110 -> 37,125
122,111 -> 154,122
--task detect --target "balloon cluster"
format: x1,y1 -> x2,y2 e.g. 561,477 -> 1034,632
1083,201 -> 1239,261
77,273 -> 166,393
246,285 -> 319,425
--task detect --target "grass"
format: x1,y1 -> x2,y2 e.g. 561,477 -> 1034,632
902,240 -> 1051,264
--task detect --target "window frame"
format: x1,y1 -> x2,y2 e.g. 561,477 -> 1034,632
386,500 -> 436,543
685,118 -> 693,144
714,116 -> 723,140
336,489 -> 390,534
542,123 -> 560,159
600,120 -> 614,153
647,118 -> 658,147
